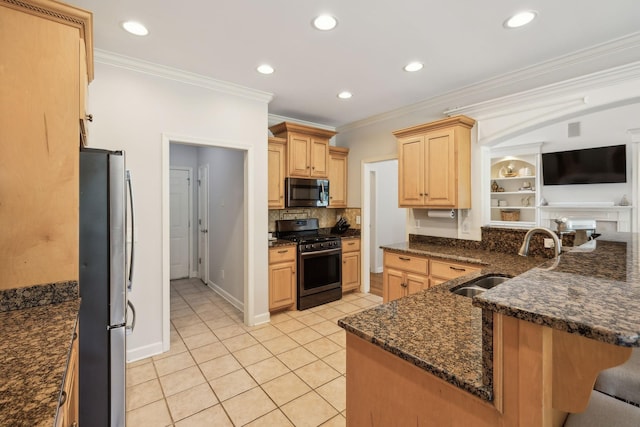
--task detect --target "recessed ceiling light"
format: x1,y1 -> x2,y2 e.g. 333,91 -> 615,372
313,15 -> 338,31
337,91 -> 352,99
256,64 -> 275,75
504,10 -> 537,29
404,62 -> 424,72
121,21 -> 149,36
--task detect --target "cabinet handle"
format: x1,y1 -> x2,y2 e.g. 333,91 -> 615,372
348,242 -> 355,246
312,166 -> 315,170
73,332 -> 78,341
449,266 -> 466,272
59,391 -> 67,407
343,261 -> 347,264
399,257 -> 411,261
85,113 -> 93,122
278,250 -> 288,254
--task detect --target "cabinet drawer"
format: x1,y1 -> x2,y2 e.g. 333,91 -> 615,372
342,238 -> 360,253
269,246 -> 296,263
384,252 -> 428,275
430,260 -> 480,280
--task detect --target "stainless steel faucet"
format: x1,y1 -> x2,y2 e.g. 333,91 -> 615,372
518,227 -> 562,257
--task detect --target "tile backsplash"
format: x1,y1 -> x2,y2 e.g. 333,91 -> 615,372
269,208 -> 361,232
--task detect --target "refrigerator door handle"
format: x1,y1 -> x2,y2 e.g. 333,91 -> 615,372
126,170 -> 135,292
126,300 -> 136,335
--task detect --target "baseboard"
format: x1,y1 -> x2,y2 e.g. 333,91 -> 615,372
127,341 -> 164,363
207,280 -> 244,312
252,311 -> 271,326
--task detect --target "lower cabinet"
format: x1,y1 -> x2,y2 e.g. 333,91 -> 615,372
56,323 -> 79,427
383,250 -> 481,302
269,246 -> 297,312
430,259 -> 480,287
383,252 -> 429,303
342,238 -> 361,293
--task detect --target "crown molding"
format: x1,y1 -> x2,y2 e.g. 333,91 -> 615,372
338,32 -> 640,134
94,49 -> 273,104
268,114 -> 336,132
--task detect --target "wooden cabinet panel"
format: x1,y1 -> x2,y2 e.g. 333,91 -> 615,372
0,2 -> 92,289
268,137 -> 286,209
342,238 -> 360,253
310,138 -> 329,177
384,252 -> 428,276
342,251 -> 360,293
56,323 -> 79,427
328,147 -> 348,208
384,268 -> 407,302
269,122 -> 337,179
430,259 -> 480,281
394,115 -> 475,209
269,246 -> 296,312
406,273 -> 428,295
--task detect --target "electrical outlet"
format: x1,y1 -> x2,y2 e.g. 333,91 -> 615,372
544,238 -> 555,248
356,215 -> 361,225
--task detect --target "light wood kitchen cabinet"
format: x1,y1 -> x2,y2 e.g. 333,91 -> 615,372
56,324 -> 79,427
269,122 -> 337,179
383,252 -> 429,302
430,259 -> 481,287
328,147 -> 349,208
0,0 -> 93,290
268,137 -> 287,209
341,238 -> 360,293
394,115 -> 475,209
269,245 -> 297,312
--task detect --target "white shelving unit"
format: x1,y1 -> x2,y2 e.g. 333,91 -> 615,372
489,156 -> 540,228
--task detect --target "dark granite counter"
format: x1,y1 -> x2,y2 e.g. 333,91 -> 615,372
339,232 -> 640,402
338,242 -> 543,401
268,239 -> 297,248
474,233 -> 640,347
0,282 -> 79,426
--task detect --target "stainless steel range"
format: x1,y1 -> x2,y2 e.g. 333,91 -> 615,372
276,218 -> 342,310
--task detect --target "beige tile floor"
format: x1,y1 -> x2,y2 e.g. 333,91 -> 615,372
126,278 -> 382,426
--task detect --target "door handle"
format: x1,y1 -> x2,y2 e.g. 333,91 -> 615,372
201,229 -> 208,233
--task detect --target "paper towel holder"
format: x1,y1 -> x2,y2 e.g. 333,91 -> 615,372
427,209 -> 456,219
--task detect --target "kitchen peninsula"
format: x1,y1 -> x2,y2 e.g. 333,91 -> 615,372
339,232 -> 639,426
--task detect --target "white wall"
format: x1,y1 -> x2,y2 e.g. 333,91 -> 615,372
197,146 -> 245,307
87,58 -> 271,361
169,144 -> 199,275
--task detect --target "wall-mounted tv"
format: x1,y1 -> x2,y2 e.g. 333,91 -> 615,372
542,144 -> 627,185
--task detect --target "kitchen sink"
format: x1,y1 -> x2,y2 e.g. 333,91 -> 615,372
450,275 -> 512,298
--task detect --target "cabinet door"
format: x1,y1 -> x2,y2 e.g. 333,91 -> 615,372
398,136 -> 425,206
0,6 -> 80,288
384,268 -> 406,303
424,129 -> 456,207
288,133 -> 311,177
328,150 -> 348,207
268,140 -> 286,209
310,138 -> 329,178
342,251 -> 360,292
269,262 -> 296,311
406,273 -> 428,295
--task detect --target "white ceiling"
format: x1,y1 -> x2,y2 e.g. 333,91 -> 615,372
70,0 -> 640,128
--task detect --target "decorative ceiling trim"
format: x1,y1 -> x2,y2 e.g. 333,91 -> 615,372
338,32 -> 640,133
94,49 -> 274,104
268,114 -> 336,132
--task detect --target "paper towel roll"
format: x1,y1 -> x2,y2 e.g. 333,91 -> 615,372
427,209 -> 456,219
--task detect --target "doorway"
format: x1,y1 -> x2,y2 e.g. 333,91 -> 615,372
163,135 -> 252,353
362,157 -> 406,295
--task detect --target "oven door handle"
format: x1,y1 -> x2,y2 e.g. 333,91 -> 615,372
300,248 -> 341,257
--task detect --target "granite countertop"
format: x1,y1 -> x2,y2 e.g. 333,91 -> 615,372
268,239 -> 297,248
338,242 -> 543,401
474,232 -> 640,347
0,283 -> 79,426
339,232 -> 640,402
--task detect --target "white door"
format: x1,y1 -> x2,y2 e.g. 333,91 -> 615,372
198,165 -> 210,284
170,168 -> 191,279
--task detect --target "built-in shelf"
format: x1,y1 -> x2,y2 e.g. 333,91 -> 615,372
491,191 -> 535,195
492,206 -> 536,210
493,175 -> 536,181
489,155 -> 539,228
539,205 -> 633,209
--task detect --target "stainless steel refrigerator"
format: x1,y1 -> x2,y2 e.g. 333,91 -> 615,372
79,148 -> 136,427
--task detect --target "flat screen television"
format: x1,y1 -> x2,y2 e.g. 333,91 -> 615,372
542,144 -> 627,185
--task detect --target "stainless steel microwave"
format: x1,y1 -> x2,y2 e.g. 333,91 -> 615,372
285,178 -> 329,208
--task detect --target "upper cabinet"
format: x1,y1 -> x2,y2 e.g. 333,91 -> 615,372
269,122 -> 337,179
393,115 -> 475,209
0,0 -> 93,289
268,137 -> 287,209
328,146 -> 349,208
